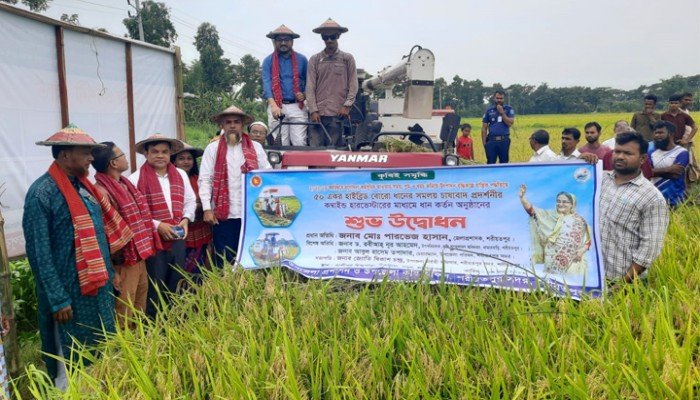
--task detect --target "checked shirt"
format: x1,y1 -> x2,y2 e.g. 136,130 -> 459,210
599,171 -> 669,280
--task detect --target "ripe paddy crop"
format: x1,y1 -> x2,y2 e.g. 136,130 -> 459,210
18,113 -> 700,399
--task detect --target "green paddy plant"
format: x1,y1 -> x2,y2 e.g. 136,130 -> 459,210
19,241 -> 700,399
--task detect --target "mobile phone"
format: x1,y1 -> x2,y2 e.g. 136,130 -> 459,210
172,226 -> 185,239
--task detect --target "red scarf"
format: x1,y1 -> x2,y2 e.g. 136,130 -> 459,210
48,162 -> 132,296
94,172 -> 162,265
185,175 -> 212,248
137,162 -> 185,250
271,50 -> 303,109
212,134 -> 259,220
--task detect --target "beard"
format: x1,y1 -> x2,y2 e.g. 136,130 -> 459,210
226,131 -> 240,144
586,136 -> 598,144
613,163 -> 639,175
654,138 -> 670,150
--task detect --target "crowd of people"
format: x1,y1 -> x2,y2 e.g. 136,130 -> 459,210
9,16 -> 696,392
518,92 -> 696,208
488,91 -> 694,290
21,104 -> 270,389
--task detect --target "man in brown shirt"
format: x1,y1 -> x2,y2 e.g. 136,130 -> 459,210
630,94 -> 660,141
306,18 -> 358,147
661,94 -> 696,145
679,92 -> 699,183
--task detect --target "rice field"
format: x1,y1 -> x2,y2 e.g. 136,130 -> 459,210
16,112 -> 700,399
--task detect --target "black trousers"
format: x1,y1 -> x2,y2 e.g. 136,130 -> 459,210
485,136 -> 510,164
212,218 -> 242,268
145,240 -> 186,317
309,116 -> 344,147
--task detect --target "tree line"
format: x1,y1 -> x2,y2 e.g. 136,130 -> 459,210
4,0 -> 699,122
435,75 -> 700,117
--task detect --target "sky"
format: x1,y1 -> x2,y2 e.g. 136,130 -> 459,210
26,0 -> 700,90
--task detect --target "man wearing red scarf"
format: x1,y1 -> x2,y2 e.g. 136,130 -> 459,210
91,142 -> 161,327
261,24 -> 309,146
199,106 -> 272,266
129,135 -> 196,317
23,125 -> 131,388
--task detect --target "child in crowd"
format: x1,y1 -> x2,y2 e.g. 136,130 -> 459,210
456,123 -> 474,160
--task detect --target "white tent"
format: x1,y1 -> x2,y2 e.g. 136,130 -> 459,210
0,4 -> 185,257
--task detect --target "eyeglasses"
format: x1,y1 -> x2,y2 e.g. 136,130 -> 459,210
111,153 -> 126,161
321,33 -> 339,41
274,36 -> 292,43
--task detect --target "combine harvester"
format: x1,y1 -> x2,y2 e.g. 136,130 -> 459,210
266,46 -> 462,169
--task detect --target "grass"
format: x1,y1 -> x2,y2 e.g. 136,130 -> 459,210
183,123 -> 218,149
12,112 -> 700,398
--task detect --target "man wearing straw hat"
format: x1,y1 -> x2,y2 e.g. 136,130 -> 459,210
128,134 -> 196,316
262,24 -> 309,146
23,124 -> 132,388
306,18 -> 358,147
91,142 -> 161,327
199,106 -> 271,266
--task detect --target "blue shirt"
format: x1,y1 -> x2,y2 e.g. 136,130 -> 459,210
261,51 -> 308,101
482,105 -> 515,136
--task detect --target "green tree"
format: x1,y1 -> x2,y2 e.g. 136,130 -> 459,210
504,84 -> 534,115
433,77 -> 448,109
194,22 -> 233,92
232,54 -> 262,101
183,60 -> 205,94
123,1 -> 177,47
0,0 -> 51,11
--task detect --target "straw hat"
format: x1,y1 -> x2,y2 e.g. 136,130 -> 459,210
312,18 -> 348,34
135,134 -> 184,155
211,105 -> 254,125
36,124 -> 106,147
172,141 -> 204,158
266,24 -> 300,39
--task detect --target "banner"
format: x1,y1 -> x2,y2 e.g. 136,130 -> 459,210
238,162 -> 605,299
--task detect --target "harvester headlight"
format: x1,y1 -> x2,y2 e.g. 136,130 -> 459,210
444,154 -> 460,166
267,151 -> 281,166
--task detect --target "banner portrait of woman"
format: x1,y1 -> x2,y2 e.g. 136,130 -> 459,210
519,184 -> 591,275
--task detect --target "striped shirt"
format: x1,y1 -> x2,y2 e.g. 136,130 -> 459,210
599,171 -> 669,280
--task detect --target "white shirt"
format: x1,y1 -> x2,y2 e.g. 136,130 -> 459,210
650,145 -> 687,184
128,166 -> 196,228
559,149 -> 581,160
601,137 -> 616,149
199,138 -> 271,219
529,145 -> 558,162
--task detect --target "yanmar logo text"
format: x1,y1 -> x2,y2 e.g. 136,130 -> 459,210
330,154 -> 389,163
